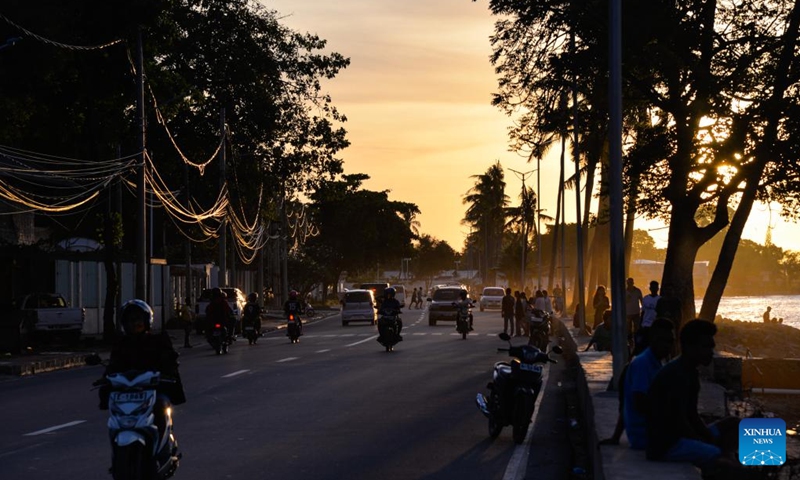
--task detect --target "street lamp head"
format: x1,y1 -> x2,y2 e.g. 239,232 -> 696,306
1,36 -> 22,50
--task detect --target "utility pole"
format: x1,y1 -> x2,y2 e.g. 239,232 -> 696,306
135,28 -> 147,301
609,0 -> 627,388
217,108 -> 227,288
509,168 -> 536,291
184,160 -> 192,307
537,156 -> 543,290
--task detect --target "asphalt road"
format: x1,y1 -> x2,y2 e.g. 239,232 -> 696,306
0,308 -> 575,480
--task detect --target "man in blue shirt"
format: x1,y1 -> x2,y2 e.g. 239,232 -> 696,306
623,317 -> 675,449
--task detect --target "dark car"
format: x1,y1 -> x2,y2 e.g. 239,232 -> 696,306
359,282 -> 390,307
427,287 -> 470,326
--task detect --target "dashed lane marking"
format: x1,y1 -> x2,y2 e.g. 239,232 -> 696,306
345,335 -> 379,347
276,357 -> 299,363
221,369 -> 250,378
24,420 -> 86,437
315,349 -> 331,353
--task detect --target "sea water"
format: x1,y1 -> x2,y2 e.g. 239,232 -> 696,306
696,295 -> 800,330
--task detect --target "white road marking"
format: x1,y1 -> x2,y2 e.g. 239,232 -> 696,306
432,333 -> 444,336
276,357 -> 299,363
341,334 -> 356,337
412,333 -> 426,336
346,335 -> 378,347
24,420 -> 86,437
221,369 -> 250,378
316,349 -> 331,353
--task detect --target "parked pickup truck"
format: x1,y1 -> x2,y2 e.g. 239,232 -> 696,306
13,293 -> 85,344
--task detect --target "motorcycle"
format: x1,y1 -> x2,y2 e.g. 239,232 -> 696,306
207,322 -> 230,354
377,311 -> 402,352
287,313 -> 302,344
475,333 -> 562,444
96,371 -> 180,480
528,309 -> 552,351
452,301 -> 474,339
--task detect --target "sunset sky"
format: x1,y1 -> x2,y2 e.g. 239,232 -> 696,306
265,0 -> 799,254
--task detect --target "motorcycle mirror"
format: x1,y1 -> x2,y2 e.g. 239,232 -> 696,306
498,332 -> 511,342
550,345 -> 563,354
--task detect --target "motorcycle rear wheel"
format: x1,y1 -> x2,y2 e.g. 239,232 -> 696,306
511,393 -> 534,444
112,443 -> 152,480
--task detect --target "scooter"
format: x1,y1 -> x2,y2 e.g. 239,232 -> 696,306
453,301 -> 474,339
287,313 -> 302,344
475,333 -> 562,444
377,312 -> 402,352
207,322 -> 230,354
96,371 -> 181,480
528,309 -> 552,351
242,318 -> 260,345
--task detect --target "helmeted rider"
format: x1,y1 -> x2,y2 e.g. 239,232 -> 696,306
377,287 -> 403,342
284,290 -> 304,335
98,299 -> 186,431
454,289 -> 474,331
242,292 -> 262,342
206,287 -> 235,343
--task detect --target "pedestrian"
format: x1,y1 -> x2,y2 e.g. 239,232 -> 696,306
410,288 -> 417,309
599,317 -> 676,447
514,291 -> 525,337
635,280 -> 660,355
645,320 -> 740,474
623,318 -> 675,449
584,310 -> 612,352
655,285 -> 682,356
552,284 -> 563,316
762,306 -> 772,323
501,287 -> 516,335
625,277 -> 644,341
178,297 -> 194,348
592,285 -> 610,330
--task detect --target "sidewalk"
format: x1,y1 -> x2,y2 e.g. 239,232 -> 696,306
0,309 -> 335,376
558,318 -> 719,480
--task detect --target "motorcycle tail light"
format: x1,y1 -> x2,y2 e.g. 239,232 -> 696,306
214,324 -> 221,328
289,315 -> 294,321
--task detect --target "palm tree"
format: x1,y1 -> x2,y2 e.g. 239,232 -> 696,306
462,161 -> 509,284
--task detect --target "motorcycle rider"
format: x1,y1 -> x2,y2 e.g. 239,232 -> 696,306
284,290 -> 305,336
454,289 -> 474,331
98,299 -> 186,435
206,287 -> 235,343
377,287 -> 403,342
242,292 -> 262,343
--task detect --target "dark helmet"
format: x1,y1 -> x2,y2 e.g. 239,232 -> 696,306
459,289 -> 468,300
120,299 -> 154,335
289,290 -> 298,300
248,292 -> 258,303
385,287 -> 396,299
211,287 -> 223,299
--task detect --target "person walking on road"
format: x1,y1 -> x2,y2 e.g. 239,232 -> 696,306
501,287 -> 515,335
178,297 -> 194,348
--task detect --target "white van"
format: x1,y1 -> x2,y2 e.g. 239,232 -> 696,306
341,289 -> 377,326
390,285 -> 406,308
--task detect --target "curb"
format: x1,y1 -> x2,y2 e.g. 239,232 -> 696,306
0,352 -> 91,376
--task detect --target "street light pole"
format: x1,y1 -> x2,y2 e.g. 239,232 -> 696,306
509,168 -> 536,291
